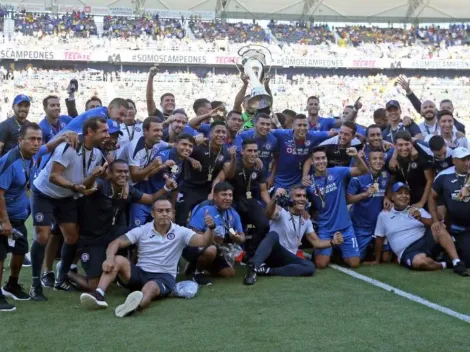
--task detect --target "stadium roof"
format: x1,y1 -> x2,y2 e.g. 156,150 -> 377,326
7,0 -> 470,22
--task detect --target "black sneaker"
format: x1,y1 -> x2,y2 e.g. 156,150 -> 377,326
41,272 -> 55,288
255,264 -> 271,276
453,261 -> 470,277
192,273 -> 212,286
0,295 -> 16,312
2,283 -> 30,301
243,265 -> 257,285
29,285 -> 47,302
53,280 -> 77,292
80,291 -> 108,309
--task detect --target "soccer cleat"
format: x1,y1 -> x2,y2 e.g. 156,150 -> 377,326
453,261 -> 470,277
254,264 -> 271,276
22,253 -> 31,267
29,285 -> 47,302
0,295 -> 16,312
243,265 -> 257,285
115,291 -> 144,318
53,280 -> 77,292
192,273 -> 212,286
80,291 -> 108,309
2,283 -> 30,301
41,272 -> 55,288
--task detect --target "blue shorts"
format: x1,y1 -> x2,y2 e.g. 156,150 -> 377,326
400,229 -> 440,269
354,227 -> 392,260
129,203 -> 152,228
120,264 -> 175,298
315,225 -> 360,259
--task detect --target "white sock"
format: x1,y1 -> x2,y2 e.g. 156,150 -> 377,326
96,288 -> 105,296
452,259 -> 461,266
440,262 -> 447,269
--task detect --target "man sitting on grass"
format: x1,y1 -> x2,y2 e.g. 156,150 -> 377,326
79,196 -> 215,317
372,182 -> 469,276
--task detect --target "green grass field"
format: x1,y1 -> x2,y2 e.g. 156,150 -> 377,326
1,220 -> 470,352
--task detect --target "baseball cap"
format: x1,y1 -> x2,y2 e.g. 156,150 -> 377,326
107,119 -> 123,136
13,94 -> 31,106
392,182 -> 410,193
452,147 -> 470,159
386,100 -> 401,110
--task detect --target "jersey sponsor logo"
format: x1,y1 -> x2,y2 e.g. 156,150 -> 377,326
167,233 -> 175,240
286,147 -> 309,156
81,253 -> 90,263
451,190 -> 470,202
451,179 -> 458,183
35,213 -> 44,223
328,175 -> 334,181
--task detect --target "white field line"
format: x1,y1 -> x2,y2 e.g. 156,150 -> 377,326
329,264 -> 470,324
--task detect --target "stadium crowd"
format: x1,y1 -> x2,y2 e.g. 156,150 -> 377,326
0,63 -> 469,318
2,12 -> 470,58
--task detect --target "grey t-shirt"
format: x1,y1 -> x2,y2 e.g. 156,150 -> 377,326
374,207 -> 431,261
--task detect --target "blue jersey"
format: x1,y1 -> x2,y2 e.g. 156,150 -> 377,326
308,117 -> 336,132
272,129 -> 329,188
58,107 -> 108,136
38,115 -> 73,143
189,202 -> 243,242
356,125 -> 367,136
155,148 -> 185,188
0,146 -> 46,220
348,171 -> 390,230
235,130 -> 278,176
307,167 -> 351,233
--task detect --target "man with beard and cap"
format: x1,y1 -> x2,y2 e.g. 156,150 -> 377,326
38,95 -> 73,143
175,121 -> 237,226
397,76 -> 466,134
146,66 -> 175,119
424,111 -> 467,149
382,100 -> 422,143
68,159 -> 178,292
429,147 -> 470,269
0,94 -> 31,156
373,182 -> 468,276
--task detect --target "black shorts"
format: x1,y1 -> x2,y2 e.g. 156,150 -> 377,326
79,226 -> 129,279
400,229 -> 441,269
450,229 -> 470,268
0,220 -> 28,260
120,264 -> 175,297
31,189 -> 77,226
182,246 -> 231,274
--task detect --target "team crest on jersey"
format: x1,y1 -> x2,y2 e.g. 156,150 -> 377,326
265,144 -> 271,151
81,253 -> 90,263
135,126 -> 141,132
167,233 -> 175,240
35,213 -> 44,223
90,154 -> 96,161
305,140 -> 311,147
251,172 -> 257,180
381,180 -> 387,187
217,155 -> 224,162
441,162 -> 449,168
134,219 -> 141,226
410,162 -> 418,169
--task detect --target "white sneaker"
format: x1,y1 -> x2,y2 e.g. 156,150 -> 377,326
80,292 -> 108,309
115,291 -> 143,318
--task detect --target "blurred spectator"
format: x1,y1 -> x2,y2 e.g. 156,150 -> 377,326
189,19 -> 268,43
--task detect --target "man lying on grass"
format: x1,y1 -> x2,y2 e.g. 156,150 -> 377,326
79,196 -> 215,317
372,182 -> 468,276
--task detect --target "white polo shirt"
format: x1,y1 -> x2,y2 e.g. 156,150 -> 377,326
374,207 -> 431,261
117,122 -> 143,156
125,221 -> 195,278
118,135 -> 169,168
269,207 -> 314,254
33,142 -> 103,199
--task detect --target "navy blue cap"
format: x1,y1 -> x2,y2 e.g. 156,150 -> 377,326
13,94 -> 31,105
107,119 -> 123,136
386,100 -> 400,110
392,182 -> 410,193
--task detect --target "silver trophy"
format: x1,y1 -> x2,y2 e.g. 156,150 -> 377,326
237,44 -> 272,110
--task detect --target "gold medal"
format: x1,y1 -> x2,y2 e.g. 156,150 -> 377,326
373,182 -> 379,192
246,191 -> 252,199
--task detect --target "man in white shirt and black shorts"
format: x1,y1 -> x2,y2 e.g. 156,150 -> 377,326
30,117 -> 109,300
79,196 -> 215,317
373,182 -> 468,276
